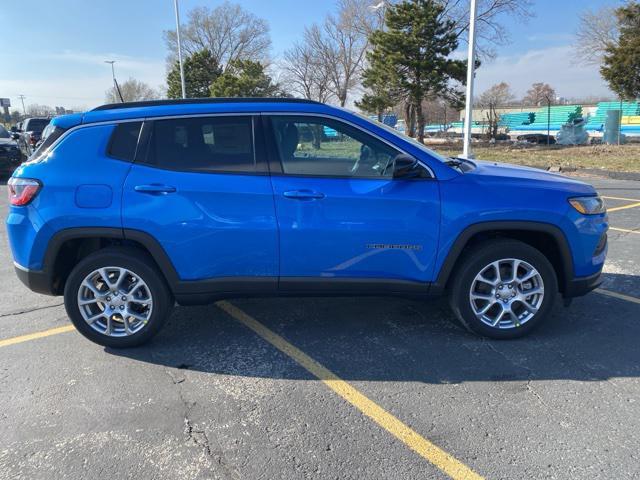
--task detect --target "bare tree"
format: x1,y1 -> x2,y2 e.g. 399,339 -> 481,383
477,82 -> 515,138
26,104 -> 55,117
439,0 -> 533,58
304,0 -> 380,107
281,40 -> 333,103
164,2 -> 271,69
522,82 -> 556,107
573,6 -> 619,66
105,78 -> 159,104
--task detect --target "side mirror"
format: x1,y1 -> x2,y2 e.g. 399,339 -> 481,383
392,154 -> 421,179
11,133 -> 20,140
10,126 -> 17,132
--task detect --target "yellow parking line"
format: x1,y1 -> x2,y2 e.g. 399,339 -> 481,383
217,301 -> 484,480
0,325 -> 75,349
602,195 -> 640,203
596,288 -> 640,306
609,226 -> 640,235
608,201 -> 640,213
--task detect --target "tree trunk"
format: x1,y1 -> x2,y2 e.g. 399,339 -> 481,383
416,102 -> 425,144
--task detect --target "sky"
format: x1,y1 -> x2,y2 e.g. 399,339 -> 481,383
0,0 -> 626,112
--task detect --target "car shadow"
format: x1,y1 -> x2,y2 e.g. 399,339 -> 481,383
108,273 -> 640,384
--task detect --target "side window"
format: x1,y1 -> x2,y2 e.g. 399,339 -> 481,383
108,122 -> 142,161
269,116 -> 400,178
143,116 -> 255,173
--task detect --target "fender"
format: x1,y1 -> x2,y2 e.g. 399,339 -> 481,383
430,221 -> 574,294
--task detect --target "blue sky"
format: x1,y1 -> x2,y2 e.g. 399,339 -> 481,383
0,0 -> 624,110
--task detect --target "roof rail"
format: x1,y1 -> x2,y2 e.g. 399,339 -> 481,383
92,97 -> 321,111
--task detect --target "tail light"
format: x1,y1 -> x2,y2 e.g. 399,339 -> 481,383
8,178 -> 41,206
28,133 -> 37,145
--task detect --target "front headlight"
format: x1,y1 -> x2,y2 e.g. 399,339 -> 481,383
569,196 -> 606,215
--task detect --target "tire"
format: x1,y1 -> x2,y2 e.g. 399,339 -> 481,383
64,247 -> 173,348
449,239 -> 558,339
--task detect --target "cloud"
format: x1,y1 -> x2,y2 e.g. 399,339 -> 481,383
474,45 -> 613,99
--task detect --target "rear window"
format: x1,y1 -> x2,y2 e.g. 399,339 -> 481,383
25,119 -> 49,133
29,126 -> 66,162
108,122 -> 142,161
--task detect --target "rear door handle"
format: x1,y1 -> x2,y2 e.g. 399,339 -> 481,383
134,184 -> 177,195
283,190 -> 325,200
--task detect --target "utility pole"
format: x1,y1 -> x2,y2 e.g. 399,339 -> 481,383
462,0 -> 478,159
174,0 -> 187,99
18,95 -> 26,115
544,94 -> 552,146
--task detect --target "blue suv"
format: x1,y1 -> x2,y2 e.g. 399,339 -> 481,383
6,99 -> 608,347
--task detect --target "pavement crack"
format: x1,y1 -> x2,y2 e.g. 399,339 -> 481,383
0,303 -> 64,318
164,368 -> 242,480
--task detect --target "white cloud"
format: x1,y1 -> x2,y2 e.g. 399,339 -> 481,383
474,45 -> 613,99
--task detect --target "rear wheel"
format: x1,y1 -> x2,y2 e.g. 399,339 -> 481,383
449,239 -> 558,339
64,247 -> 173,348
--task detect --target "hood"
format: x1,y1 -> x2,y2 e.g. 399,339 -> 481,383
468,159 -> 596,195
0,137 -> 17,146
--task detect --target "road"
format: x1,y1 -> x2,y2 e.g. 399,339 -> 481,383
1,176 -> 639,479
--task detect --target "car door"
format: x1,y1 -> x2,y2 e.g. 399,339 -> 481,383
122,114 -> 278,291
264,114 -> 440,291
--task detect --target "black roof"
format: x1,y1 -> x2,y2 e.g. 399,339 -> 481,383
92,97 -> 320,111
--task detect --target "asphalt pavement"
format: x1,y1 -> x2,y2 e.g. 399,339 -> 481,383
1,175 -> 639,480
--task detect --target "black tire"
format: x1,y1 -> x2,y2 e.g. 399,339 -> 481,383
64,247 -> 173,348
449,239 -> 558,339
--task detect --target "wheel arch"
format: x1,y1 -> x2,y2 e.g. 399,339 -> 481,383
432,221 -> 573,295
43,227 -> 180,295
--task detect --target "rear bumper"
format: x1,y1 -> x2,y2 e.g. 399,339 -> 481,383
14,263 -> 56,296
564,270 -> 603,298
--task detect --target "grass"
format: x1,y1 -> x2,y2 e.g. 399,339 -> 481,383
429,142 -> 640,173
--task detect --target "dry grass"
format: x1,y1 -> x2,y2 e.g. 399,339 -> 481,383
429,142 -> 640,173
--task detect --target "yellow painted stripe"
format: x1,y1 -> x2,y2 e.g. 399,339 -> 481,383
0,325 -> 75,348
609,226 -> 640,235
596,288 -> 640,306
608,202 -> 640,213
217,301 -> 483,480
602,195 -> 640,203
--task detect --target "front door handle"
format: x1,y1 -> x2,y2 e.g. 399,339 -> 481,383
134,184 -> 177,195
283,190 -> 325,200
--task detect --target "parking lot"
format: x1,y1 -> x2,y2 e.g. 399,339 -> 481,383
0,175 -> 638,480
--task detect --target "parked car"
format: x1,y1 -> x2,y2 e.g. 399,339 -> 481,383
0,124 -> 21,175
6,98 -> 608,348
15,117 -> 50,158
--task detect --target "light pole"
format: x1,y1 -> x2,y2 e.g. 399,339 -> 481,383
104,60 -> 124,102
174,0 -> 187,99
18,94 -> 26,115
462,0 -> 478,159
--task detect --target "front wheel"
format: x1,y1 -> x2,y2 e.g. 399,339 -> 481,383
449,239 -> 558,339
64,247 -> 173,348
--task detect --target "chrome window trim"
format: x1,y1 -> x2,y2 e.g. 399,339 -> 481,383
41,111 -> 436,178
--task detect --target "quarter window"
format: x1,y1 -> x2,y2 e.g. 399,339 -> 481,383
145,116 -> 255,173
269,116 -> 400,178
108,122 -> 142,161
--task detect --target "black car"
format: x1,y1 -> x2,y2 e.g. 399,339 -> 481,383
0,125 -> 21,175
15,117 -> 50,158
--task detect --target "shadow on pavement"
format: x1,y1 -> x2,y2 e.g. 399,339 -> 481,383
108,273 -> 640,384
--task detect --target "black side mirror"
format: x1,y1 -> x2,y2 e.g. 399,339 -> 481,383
392,154 -> 421,179
10,126 -> 17,132
11,133 -> 20,140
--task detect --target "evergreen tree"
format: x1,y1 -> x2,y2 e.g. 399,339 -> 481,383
601,2 -> 640,99
166,49 -> 222,99
361,0 -> 467,142
209,60 -> 285,97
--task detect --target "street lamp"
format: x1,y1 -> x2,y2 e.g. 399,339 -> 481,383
104,60 -> 124,102
174,0 -> 187,99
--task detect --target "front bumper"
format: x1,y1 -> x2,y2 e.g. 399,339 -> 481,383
564,270 -> 603,298
14,263 -> 56,296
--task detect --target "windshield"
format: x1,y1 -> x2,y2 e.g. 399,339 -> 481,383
350,110 -> 452,164
0,125 -> 9,138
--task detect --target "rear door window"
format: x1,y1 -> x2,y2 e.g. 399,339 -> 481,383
142,116 -> 256,173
